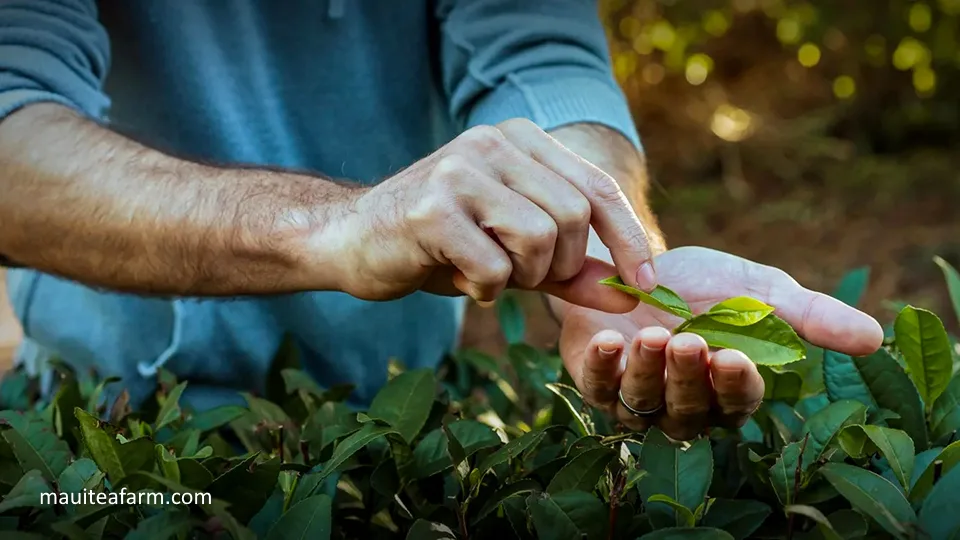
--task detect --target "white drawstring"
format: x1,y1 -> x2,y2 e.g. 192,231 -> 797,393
137,299 -> 185,377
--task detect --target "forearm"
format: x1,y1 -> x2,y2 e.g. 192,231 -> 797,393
547,123 -> 666,317
0,103 -> 352,296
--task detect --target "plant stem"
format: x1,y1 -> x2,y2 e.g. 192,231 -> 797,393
786,433 -> 810,540
607,465 -> 627,540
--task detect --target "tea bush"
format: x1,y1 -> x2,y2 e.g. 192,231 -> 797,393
0,257 -> 959,539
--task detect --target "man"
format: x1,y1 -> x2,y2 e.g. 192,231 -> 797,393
0,1 -> 881,441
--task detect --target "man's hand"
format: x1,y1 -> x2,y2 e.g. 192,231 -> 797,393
330,119 -> 657,305
560,246 -> 885,440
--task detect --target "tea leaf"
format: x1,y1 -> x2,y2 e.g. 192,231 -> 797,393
682,314 -> 805,366
822,351 -> 877,412
838,425 -> 914,491
599,276 -> 692,319
126,509 -> 198,540
477,429 -> 547,479
639,528 -> 734,539
783,505 -> 842,540
770,442 -> 803,506
699,498 -> 770,538
704,297 -> 775,326
831,266 -> 870,308
314,423 -> 399,485
368,368 -> 435,443
918,462 -> 960,539
497,292 -> 526,345
412,421 -> 501,479
265,494 -> 332,540
910,440 -> 960,505
933,256 -> 960,325
819,463 -> 915,538
155,381 -> 187,430
530,491 -> 607,540
895,306 -> 953,406
853,350 -> 929,449
183,405 -> 246,433
646,494 -> 696,527
472,478 -> 541,524
406,519 -> 457,540
75,408 -> 153,484
639,429 -> 713,528
801,400 -> 868,468
0,412 -> 71,482
931,374 -> 960,442
207,454 -> 281,523
546,447 -> 615,494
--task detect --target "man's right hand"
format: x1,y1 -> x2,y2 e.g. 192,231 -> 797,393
328,118 -> 656,311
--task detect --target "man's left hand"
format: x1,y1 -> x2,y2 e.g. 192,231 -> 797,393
554,246 -> 884,441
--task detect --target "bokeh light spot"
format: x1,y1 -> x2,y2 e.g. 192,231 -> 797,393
833,76 -> 856,99
798,43 -> 821,67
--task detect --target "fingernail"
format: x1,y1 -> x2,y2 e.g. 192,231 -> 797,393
598,345 -> 620,359
635,261 -> 657,292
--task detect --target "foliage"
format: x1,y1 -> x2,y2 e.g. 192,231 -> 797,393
0,257 -> 959,539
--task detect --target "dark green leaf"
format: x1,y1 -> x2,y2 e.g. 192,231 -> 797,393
918,461 -> 960,539
704,297 -> 775,326
367,368 -> 435,443
819,462 -> 915,538
85,376 -> 120,413
683,314 -> 806,366
545,383 -> 590,436
497,292 -> 526,345
639,429 -> 713,528
765,401 -> 803,443
646,494 -> 696,527
831,266 -> 870,307
477,429 -> 547,478
75,408 -> 153,484
155,381 -> 187,430
125,509 -> 197,540
313,423 -> 398,486
895,306 -> 953,406
838,425 -> 914,491
0,413 -> 71,482
801,400 -> 867,468
639,528 -> 735,539
599,276 -> 692,319
546,447 -> 615,494
823,351 -> 877,412
184,406 -> 247,433
759,367 -> 803,404
406,519 -> 457,540
265,494 -> 331,540
770,442 -> 803,507
529,491 -> 607,540
700,498 -> 770,539
853,350 -> 929,449
931,374 -> 960,442
267,334 -> 301,404
207,454 -> 281,524
910,440 -> 960,505
200,499 -> 257,540
472,478 -> 541,524
783,505 -> 843,540
0,469 -> 50,513
412,420 -> 500,479
934,256 -> 960,325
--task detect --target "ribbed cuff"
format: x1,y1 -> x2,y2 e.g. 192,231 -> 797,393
466,68 -> 643,151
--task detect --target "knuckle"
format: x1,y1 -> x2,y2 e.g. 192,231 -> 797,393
525,220 -> 559,250
585,169 -> 622,203
498,117 -> 539,133
480,258 -> 512,286
460,125 -> 507,154
432,155 -> 469,182
668,401 -> 711,418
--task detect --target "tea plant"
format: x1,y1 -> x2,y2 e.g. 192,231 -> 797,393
0,257 -> 958,539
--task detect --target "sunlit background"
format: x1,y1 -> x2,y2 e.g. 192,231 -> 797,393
2,0 -> 959,368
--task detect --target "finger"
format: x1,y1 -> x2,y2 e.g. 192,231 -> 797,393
617,327 -> 670,430
496,118 -> 657,291
762,270 -> 884,356
662,333 -> 712,440
439,216 -> 514,302
537,258 -> 639,313
710,349 -> 765,429
577,330 -> 625,410
460,169 -> 559,289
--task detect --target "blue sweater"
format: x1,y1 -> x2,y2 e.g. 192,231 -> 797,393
1,0 -> 640,409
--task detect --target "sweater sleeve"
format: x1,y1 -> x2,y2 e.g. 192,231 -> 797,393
0,0 -> 110,122
435,0 -> 642,150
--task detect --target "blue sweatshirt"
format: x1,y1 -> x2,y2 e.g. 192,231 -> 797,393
1,0 -> 641,410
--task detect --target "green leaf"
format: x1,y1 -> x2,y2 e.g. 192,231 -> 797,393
545,383 -> 591,436
933,256 -> 960,325
801,399 -> 867,468
314,423 -> 399,485
639,528 -> 735,539
931,374 -> 960,442
207,454 -> 281,524
0,414 -> 71,482
267,334 -> 301,404
367,368 -> 435,443
184,405 -> 247,433
75,408 -> 153,484
822,351 -> 877,412
852,350 -> 929,449
57,458 -> 100,496
638,429 -> 713,528
85,376 -> 120,413
682,313 -> 806,366
910,440 -> 960,505
406,519 -> 457,540
546,447 -> 615,494
770,442 -> 803,507
783,505 -> 843,540
471,478 -> 541,524
819,462 -> 916,539
200,499 -> 257,540
704,297 -> 775,326
125,509 -> 197,540
497,292 -> 526,345
412,421 -> 501,479
918,461 -> 960,539
529,491 -> 607,540
838,425 -> 914,491
895,306 -> 954,406
700,498 -> 770,539
154,381 -> 187,430
0,469 -> 51,513
765,401 -> 804,443
265,494 -> 332,540
832,266 -> 870,308
647,494 -> 696,527
599,276 -> 692,319
477,429 -> 547,479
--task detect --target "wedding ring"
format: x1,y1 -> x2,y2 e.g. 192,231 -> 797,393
618,389 -> 664,418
